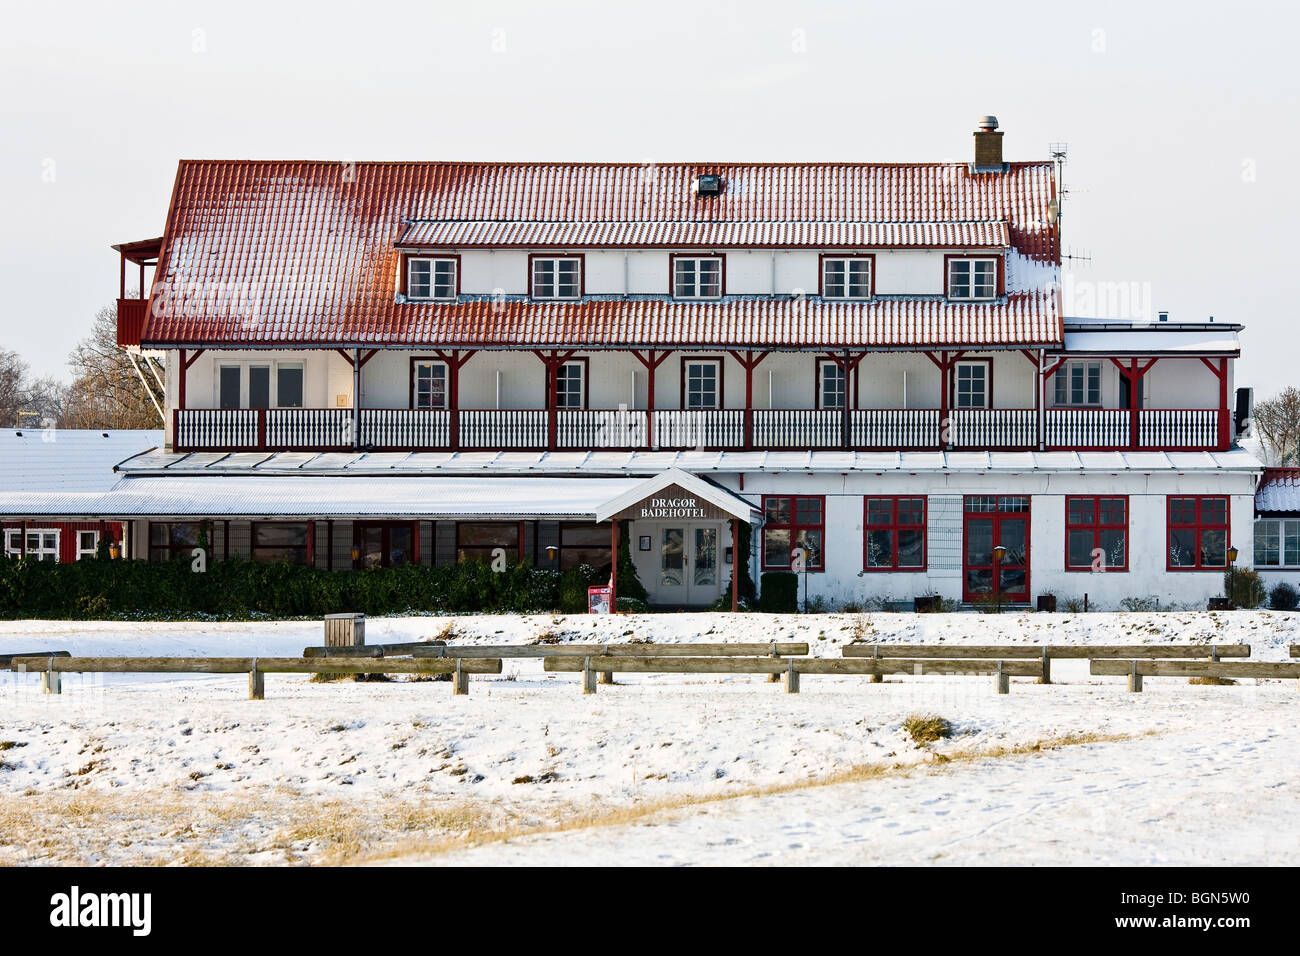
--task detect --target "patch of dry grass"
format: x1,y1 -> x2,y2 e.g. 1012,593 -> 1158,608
1188,676 -> 1238,686
902,714 -> 954,744
0,728 -> 1157,867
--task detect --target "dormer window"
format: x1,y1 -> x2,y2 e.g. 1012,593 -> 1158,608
531,255 -> 583,300
672,255 -> 724,299
821,256 -> 873,300
406,256 -> 458,301
946,256 -> 998,300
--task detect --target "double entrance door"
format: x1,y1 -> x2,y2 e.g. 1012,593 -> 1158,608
653,523 -> 724,606
962,496 -> 1030,603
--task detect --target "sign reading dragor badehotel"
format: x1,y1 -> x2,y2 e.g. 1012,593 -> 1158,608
613,484 -> 729,522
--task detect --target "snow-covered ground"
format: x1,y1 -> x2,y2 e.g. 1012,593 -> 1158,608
0,610 -> 1296,865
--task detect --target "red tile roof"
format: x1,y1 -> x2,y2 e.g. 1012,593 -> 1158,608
397,219 -> 1013,250
142,160 -> 1060,348
1256,467 -> 1300,512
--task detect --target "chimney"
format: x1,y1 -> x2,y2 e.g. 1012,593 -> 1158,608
973,115 -> 1003,168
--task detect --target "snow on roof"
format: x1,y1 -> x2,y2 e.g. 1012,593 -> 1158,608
92,475 -> 650,520
397,219 -> 1012,250
1255,468 -> 1300,512
0,429 -> 162,494
1060,327 -> 1240,356
114,446 -> 1264,477
140,159 -> 1060,349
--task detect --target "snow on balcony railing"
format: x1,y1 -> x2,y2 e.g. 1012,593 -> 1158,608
360,409 -> 451,449
1044,408 -> 1130,449
1138,408 -> 1218,449
651,409 -> 745,449
265,408 -> 352,449
457,409 -> 548,449
752,409 -> 842,449
851,409 -> 941,449
556,409 -> 648,449
948,408 -> 1038,448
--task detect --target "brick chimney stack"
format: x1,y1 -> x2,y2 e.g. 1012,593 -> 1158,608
973,115 -> 1003,168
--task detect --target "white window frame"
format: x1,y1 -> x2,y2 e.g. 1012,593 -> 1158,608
1255,518 -> 1300,568
5,528 -> 59,561
531,257 -> 582,300
1054,360 -> 1103,407
821,257 -> 872,300
214,359 -> 308,409
947,257 -> 998,300
953,360 -> 990,410
412,360 -> 450,410
672,257 -> 724,300
555,360 -> 586,410
77,530 -> 99,560
406,257 -> 458,302
817,359 -> 846,410
684,359 -> 721,410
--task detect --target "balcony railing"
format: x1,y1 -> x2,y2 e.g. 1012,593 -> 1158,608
116,298 -> 147,348
172,406 -> 1228,453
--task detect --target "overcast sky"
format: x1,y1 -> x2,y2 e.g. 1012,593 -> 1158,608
2,0 -> 1295,396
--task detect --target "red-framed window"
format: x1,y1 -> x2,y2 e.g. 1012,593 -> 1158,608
945,254 -> 1003,300
670,255 -> 725,299
456,521 -> 522,565
761,495 -> 825,571
401,254 -> 460,301
251,521 -> 313,565
529,255 -> 584,300
409,358 -> 450,409
863,496 -> 926,570
819,254 -> 874,300
1167,496 -> 1230,570
148,521 -> 210,563
355,521 -> 418,569
1065,496 -> 1128,571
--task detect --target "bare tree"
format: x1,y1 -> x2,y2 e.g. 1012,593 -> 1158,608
61,305 -> 164,429
1251,386 -> 1300,465
0,349 -> 65,428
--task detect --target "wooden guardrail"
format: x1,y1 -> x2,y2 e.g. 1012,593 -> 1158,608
0,650 -> 71,668
842,643 -> 1251,684
8,656 -> 502,699
544,655 -> 1040,695
1090,659 -> 1300,692
304,641 -> 811,685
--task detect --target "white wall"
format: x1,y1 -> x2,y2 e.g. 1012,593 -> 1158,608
702,469 -> 1257,610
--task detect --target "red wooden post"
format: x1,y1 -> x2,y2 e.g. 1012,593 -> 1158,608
178,348 -> 186,409
610,520 -> 619,612
731,518 -> 739,612
1218,357 -> 1229,450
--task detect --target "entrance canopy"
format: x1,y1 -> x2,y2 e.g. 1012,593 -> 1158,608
594,468 -> 759,523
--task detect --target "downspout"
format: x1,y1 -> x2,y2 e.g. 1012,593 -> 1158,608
1038,347 -> 1046,451
352,348 -> 361,449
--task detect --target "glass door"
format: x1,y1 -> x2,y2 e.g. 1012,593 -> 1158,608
660,527 -> 686,598
963,496 -> 1031,603
692,526 -> 719,600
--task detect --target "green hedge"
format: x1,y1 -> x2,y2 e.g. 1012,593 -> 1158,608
758,571 -> 799,613
0,556 -> 609,620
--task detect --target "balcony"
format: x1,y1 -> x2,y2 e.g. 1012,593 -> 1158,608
116,298 -> 147,348
172,406 -> 1225,453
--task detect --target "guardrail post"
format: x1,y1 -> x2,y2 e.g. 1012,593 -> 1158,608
582,656 -> 597,695
1039,646 -> 1051,684
768,641 -> 780,682
871,644 -> 883,683
1128,660 -> 1143,693
452,658 -> 469,696
41,657 -> 61,696
995,660 -> 1010,695
1210,644 -> 1220,663
249,660 -> 264,700
783,657 -> 800,694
